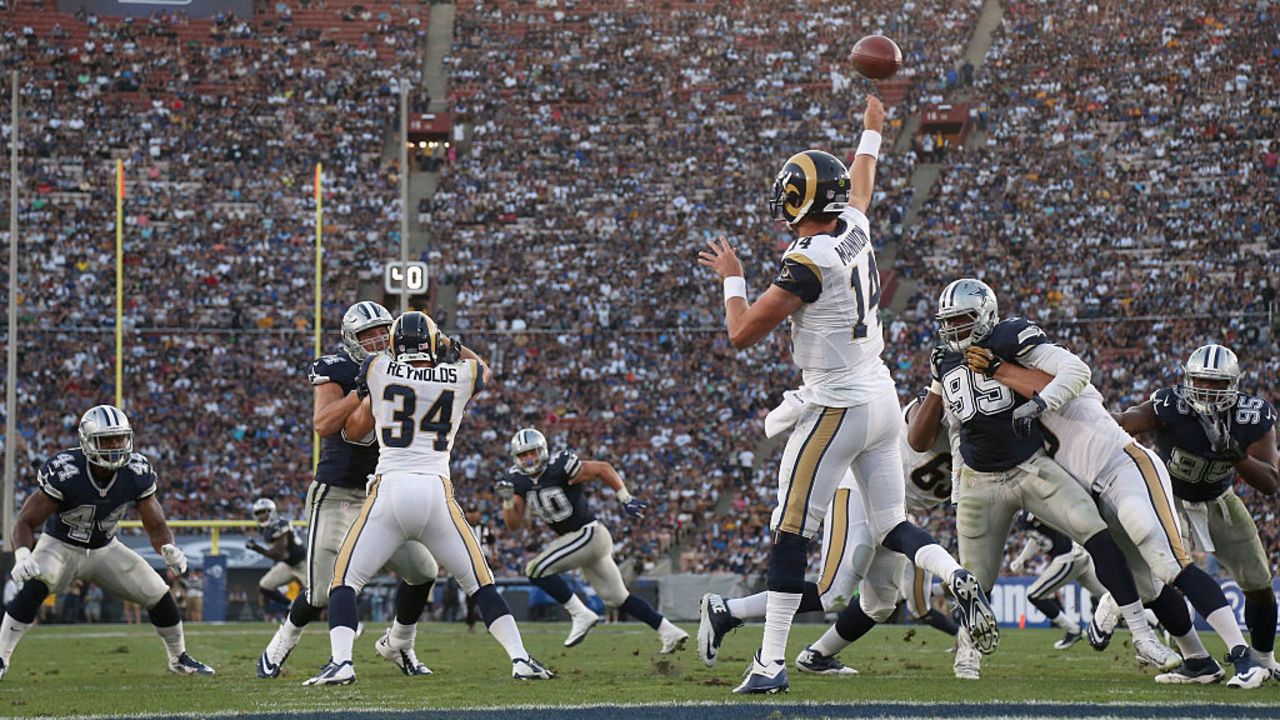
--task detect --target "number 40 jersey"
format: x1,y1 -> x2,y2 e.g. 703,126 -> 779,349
366,354 -> 484,477
503,451 -> 595,536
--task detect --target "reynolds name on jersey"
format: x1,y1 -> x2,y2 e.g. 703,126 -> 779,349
37,448 -> 157,549
937,317 -> 1049,472
1152,386 -> 1277,503
504,451 -> 595,536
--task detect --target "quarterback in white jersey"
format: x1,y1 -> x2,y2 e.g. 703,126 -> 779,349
303,312 -> 551,687
970,346 -> 1268,687
698,96 -> 993,694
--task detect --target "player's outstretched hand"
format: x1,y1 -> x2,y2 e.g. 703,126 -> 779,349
495,480 -> 515,501
697,237 -> 744,281
863,96 -> 885,133
1011,393 -> 1047,439
622,497 -> 648,519
161,543 -> 188,575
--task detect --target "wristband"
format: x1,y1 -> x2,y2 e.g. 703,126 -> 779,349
856,130 -> 882,159
723,276 -> 747,303
929,379 -> 943,396
617,488 -> 634,504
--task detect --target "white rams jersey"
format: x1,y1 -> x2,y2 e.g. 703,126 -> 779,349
1038,384 -> 1136,492
366,354 -> 482,478
772,206 -> 895,407
900,399 -> 961,512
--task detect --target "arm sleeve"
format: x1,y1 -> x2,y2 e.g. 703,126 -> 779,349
561,452 -> 583,479
772,254 -> 823,303
1019,344 -> 1092,412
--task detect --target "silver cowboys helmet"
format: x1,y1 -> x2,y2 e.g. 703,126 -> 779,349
341,301 -> 394,361
252,498 -> 277,528
936,278 -> 999,352
79,404 -> 134,470
1183,344 -> 1240,415
510,428 -> 549,476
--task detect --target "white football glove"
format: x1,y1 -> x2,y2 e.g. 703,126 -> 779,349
1009,557 -> 1025,575
161,543 -> 188,575
11,547 -> 39,584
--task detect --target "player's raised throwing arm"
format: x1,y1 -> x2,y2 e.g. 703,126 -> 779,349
849,96 -> 885,213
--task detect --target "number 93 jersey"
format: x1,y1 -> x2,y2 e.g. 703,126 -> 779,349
503,451 -> 595,536
1151,386 -> 1277,503
771,206 -> 895,407
936,317 -> 1050,472
37,448 -> 158,549
366,354 -> 484,477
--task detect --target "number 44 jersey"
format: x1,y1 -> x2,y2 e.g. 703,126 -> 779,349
503,451 -> 595,536
366,354 -> 484,477
37,448 -> 158,549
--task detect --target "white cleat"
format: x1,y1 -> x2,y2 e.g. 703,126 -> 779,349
564,610 -> 600,648
512,656 -> 554,680
257,626 -> 298,679
658,622 -> 689,654
1226,645 -> 1269,689
304,658 -> 355,686
375,630 -> 432,676
1133,636 -> 1182,672
954,628 -> 981,680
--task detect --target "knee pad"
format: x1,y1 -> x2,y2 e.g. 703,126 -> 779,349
858,589 -> 897,623
766,531 -> 810,593
6,580 -> 50,624
472,584 -> 511,628
147,593 -> 181,628
849,543 -> 876,584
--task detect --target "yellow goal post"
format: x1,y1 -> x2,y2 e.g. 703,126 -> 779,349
117,519 -> 309,556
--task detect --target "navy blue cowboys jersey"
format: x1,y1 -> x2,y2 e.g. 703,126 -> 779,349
936,317 -> 1050,472
310,349 -> 379,489
1151,386 -> 1277,503
505,451 -> 595,536
36,448 -> 157,549
1018,512 -> 1072,558
261,517 -> 307,566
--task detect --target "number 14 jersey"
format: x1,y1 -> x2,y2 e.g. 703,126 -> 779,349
504,451 -> 595,536
366,354 -> 484,477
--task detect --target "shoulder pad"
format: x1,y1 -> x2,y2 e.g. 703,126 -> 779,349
310,354 -> 357,386
37,451 -> 81,501
557,452 -> 583,478
986,317 -> 1048,358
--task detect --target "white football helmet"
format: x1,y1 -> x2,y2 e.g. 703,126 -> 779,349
252,498 -> 277,528
79,405 -> 133,470
510,428 -> 549,476
936,279 -> 999,352
1183,344 -> 1240,415
341,301 -> 394,361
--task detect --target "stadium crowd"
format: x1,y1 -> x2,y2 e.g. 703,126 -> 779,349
0,0 -> 1274,589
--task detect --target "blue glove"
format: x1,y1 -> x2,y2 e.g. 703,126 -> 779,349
1011,393 -> 1047,439
621,497 -> 648,519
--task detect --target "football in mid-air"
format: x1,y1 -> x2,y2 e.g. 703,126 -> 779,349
851,35 -> 903,80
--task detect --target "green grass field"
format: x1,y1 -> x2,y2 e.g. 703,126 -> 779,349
0,621 -> 1275,718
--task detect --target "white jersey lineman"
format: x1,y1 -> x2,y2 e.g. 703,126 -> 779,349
331,353 -> 493,596
1038,385 -> 1188,601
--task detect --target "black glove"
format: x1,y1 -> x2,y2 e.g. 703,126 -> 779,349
442,335 -> 464,364
929,345 -> 947,385
965,345 -> 1004,379
1197,412 -> 1247,462
356,353 -> 376,399
1011,393 -> 1047,439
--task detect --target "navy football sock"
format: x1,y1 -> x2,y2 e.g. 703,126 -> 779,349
1082,532 -> 1140,606
796,581 -> 825,615
620,595 -> 665,630
1244,590 -> 1278,654
921,608 -> 960,636
529,574 -> 575,605
1145,585 -> 1193,638
260,587 -> 292,609
327,586 -> 359,631
288,595 -> 323,627
6,580 -> 49,624
394,579 -> 434,625
1030,597 -> 1063,621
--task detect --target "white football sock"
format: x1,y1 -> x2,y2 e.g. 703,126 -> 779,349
1171,630 -> 1210,660
486,615 -> 528,661
155,623 -> 186,661
760,591 -> 802,664
389,619 -> 416,647
811,623 -> 852,658
913,544 -> 962,584
330,626 -> 356,664
0,615 -> 32,665
278,618 -> 306,644
565,595 -> 591,617
727,592 -> 768,621
1052,613 -> 1078,633
1203,607 -> 1249,651
1119,601 -> 1155,640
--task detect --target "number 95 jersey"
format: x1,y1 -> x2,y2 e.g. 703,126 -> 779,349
503,451 -> 595,536
37,448 -> 158,549
1151,386 -> 1277,503
366,354 -> 484,477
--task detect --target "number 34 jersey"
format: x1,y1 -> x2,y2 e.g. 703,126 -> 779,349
366,354 -> 484,477
37,448 -> 158,549
503,451 -> 595,536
